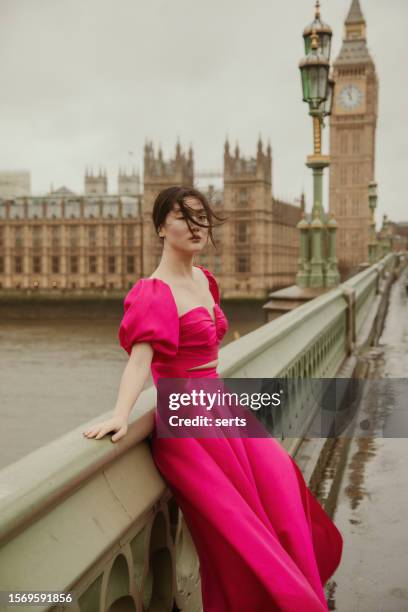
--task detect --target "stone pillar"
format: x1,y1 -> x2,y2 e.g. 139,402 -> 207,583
309,209 -> 324,287
326,213 -> 340,286
296,214 -> 310,287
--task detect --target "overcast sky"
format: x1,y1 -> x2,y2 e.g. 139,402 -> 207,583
0,0 -> 406,222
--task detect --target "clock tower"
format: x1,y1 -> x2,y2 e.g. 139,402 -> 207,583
329,0 -> 379,273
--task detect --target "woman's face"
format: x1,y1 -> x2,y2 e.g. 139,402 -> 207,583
160,197 -> 209,252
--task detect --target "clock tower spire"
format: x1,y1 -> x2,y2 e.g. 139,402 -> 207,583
328,0 -> 379,274
345,0 -> 365,28
345,0 -> 365,37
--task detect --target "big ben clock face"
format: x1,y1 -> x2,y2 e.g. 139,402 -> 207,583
338,84 -> 364,111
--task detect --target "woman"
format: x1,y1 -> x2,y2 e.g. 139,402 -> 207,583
83,185 -> 343,611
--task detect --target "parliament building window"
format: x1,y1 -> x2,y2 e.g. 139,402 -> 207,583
69,226 -> 79,248
126,225 -> 135,247
107,225 -> 115,246
236,222 -> 249,244
70,256 -> 78,274
15,227 -> 23,248
51,256 -> 60,273
0,256 -> 4,274
108,255 -> 116,274
88,226 -> 97,247
238,188 -> 248,208
15,256 -> 23,274
51,226 -> 60,248
33,226 -> 42,248
89,255 -> 97,274
33,256 -> 41,274
126,255 -> 135,274
236,255 -> 250,273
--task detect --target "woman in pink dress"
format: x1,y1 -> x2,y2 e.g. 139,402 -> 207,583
83,185 -> 343,611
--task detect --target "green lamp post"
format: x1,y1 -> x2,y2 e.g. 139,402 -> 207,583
297,1 -> 340,288
322,75 -> 340,286
368,181 -> 379,263
379,214 -> 390,257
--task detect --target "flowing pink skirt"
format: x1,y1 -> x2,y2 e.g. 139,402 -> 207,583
151,371 -> 343,611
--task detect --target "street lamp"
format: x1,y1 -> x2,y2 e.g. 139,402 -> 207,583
296,2 -> 340,289
299,30 -> 330,114
368,181 -> 379,263
303,0 -> 332,60
380,214 -> 391,256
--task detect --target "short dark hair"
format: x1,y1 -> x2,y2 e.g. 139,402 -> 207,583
152,185 -> 228,249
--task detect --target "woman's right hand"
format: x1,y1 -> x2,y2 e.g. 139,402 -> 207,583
82,416 -> 128,443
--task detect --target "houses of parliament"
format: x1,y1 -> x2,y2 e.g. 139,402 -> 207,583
0,139 -> 301,299
0,0 -> 403,299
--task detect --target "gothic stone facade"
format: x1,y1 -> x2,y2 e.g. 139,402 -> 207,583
0,142 -> 300,299
0,196 -> 143,292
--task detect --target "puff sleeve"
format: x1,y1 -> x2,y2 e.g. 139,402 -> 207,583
118,279 -> 179,357
195,265 -> 220,305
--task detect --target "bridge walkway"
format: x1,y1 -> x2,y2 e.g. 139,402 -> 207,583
327,266 -> 408,612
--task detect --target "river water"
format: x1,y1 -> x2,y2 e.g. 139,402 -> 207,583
0,299 -> 266,469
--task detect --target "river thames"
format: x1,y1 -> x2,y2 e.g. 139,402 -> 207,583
0,298 -> 266,469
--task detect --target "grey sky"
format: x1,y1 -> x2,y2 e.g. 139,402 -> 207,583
0,0 -> 406,223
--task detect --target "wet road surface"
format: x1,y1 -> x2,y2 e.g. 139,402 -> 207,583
327,266 -> 408,611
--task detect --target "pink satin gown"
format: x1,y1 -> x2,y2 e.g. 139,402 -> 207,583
118,265 -> 343,611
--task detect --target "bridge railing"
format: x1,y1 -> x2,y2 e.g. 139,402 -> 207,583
0,253 -> 396,612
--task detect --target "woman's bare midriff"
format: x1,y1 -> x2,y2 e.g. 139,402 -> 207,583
187,358 -> 218,371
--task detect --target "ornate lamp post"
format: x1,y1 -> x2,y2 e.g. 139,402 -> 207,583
326,212 -> 340,281
368,181 -> 379,263
297,1 -> 340,288
379,214 -> 390,257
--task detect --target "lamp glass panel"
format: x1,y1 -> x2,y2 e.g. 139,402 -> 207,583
300,67 -> 311,101
368,183 -> 377,198
321,33 -> 332,60
318,65 -> 329,99
309,65 -> 319,100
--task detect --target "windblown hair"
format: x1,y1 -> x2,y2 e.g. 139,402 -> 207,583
152,185 -> 228,249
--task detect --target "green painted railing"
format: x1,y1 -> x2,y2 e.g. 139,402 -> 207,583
0,254 -> 397,612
